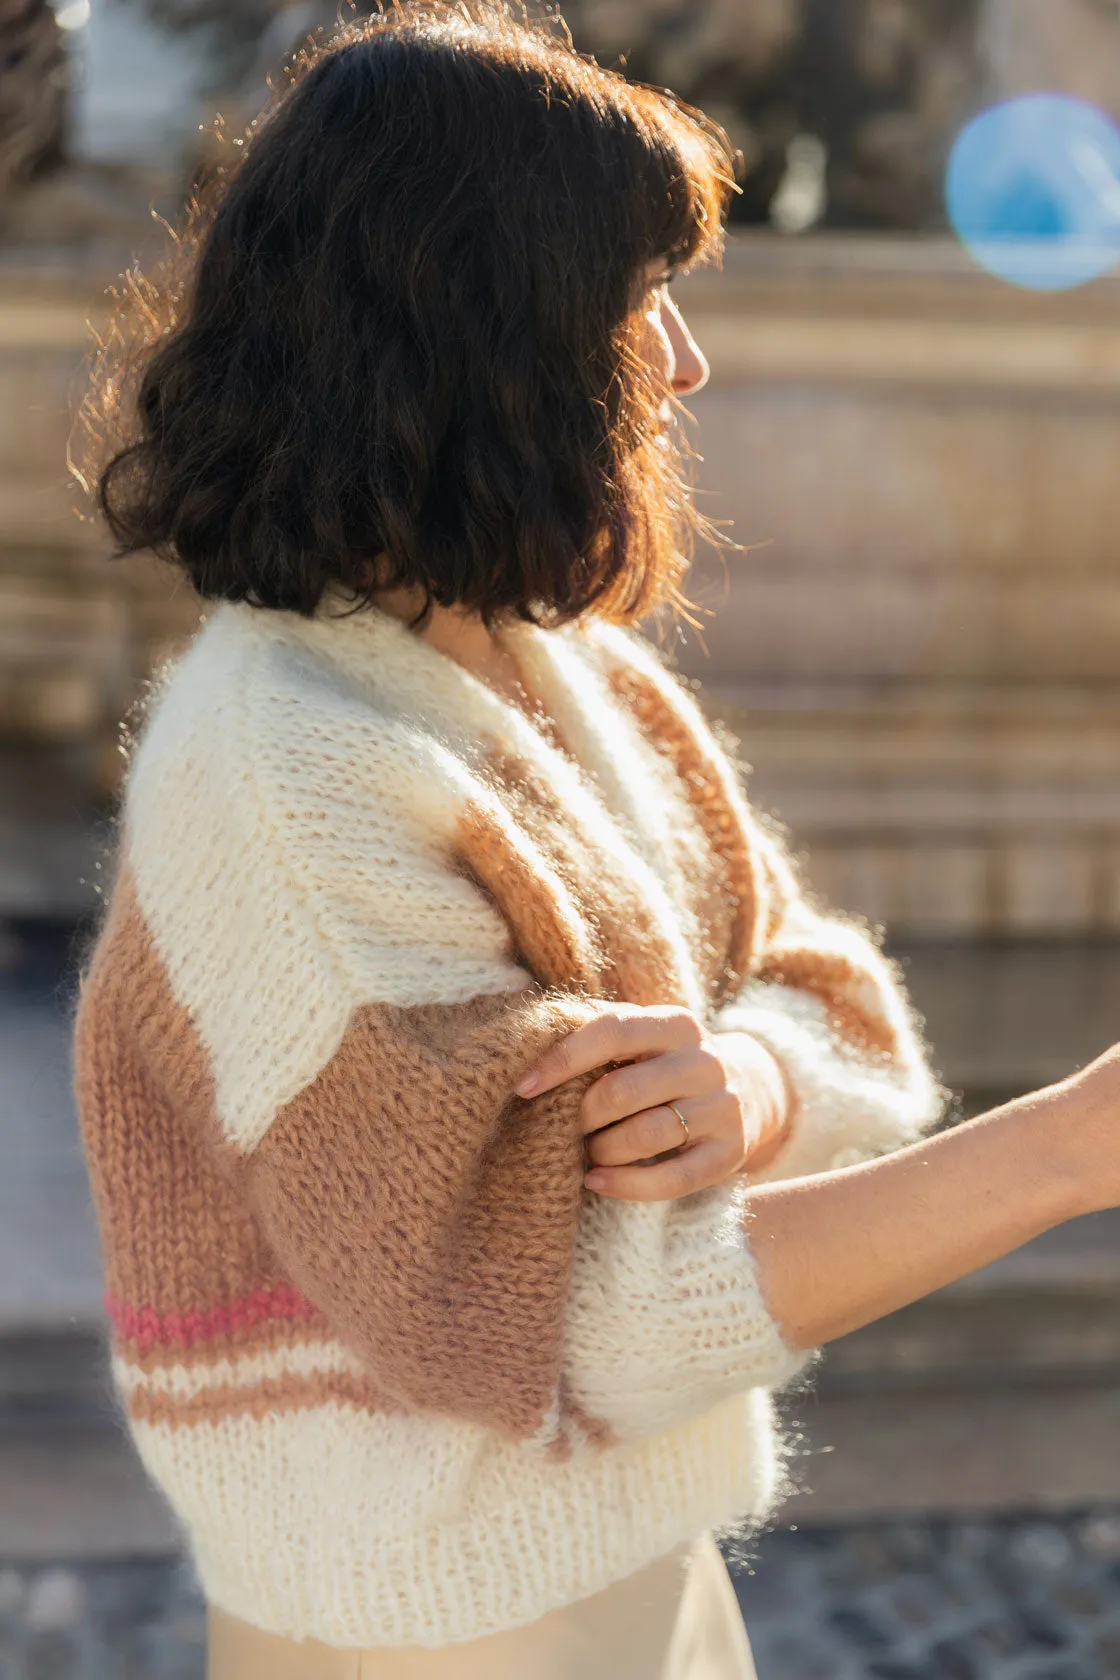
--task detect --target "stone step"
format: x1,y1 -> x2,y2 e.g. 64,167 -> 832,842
784,1378 -> 1120,1525
690,686 -> 1120,938
898,940 -> 1119,1093
0,1411 -> 181,1561
678,541 -> 1120,687
821,1210 -> 1120,1397
8,1355 -> 1120,1562
0,929 -> 105,1332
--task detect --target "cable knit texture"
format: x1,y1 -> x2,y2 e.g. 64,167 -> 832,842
73,592 -> 942,1648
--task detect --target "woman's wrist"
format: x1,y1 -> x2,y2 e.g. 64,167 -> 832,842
1036,1046 -> 1120,1222
713,1029 -> 795,1171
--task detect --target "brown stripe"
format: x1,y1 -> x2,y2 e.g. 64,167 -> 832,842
600,652 -> 913,1071
755,947 -> 901,1060
125,1367 -> 391,1429
455,794 -> 607,995
468,748 -> 693,1009
604,664 -> 775,1002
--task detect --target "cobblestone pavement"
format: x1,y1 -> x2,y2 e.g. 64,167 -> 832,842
5,1512 -> 1120,1679
734,1512 -> 1120,1679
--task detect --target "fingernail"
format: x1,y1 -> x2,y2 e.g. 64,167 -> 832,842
585,1171 -> 607,1191
516,1072 -> 539,1097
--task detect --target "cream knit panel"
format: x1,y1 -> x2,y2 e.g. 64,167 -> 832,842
717,983 -> 944,1182
277,599 -> 710,1018
125,1387 -> 781,1647
563,1183 -> 811,1441
125,610 -> 532,1151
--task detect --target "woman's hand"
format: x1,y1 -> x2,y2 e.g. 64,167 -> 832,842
514,1004 -> 792,1201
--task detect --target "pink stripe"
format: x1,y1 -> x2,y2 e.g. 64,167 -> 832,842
105,1283 -> 319,1351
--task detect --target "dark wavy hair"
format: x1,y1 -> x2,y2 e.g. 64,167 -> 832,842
75,2 -> 737,629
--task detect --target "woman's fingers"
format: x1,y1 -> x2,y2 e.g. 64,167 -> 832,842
579,1045 -> 722,1135
586,1100 -> 699,1167
585,1137 -> 731,1202
514,1005 -> 703,1098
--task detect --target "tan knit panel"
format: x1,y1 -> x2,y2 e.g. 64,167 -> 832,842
455,795 -> 608,996
73,868 -> 336,1369
603,665 -> 774,1005
460,751 -> 693,1010
249,984 -> 602,1443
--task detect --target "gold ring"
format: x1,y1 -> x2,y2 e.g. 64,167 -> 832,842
667,1102 -> 690,1148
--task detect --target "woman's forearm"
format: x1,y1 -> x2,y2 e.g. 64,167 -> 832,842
744,1072 -> 1107,1352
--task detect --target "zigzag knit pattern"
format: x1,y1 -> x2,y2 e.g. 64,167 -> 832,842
73,593 -> 942,1647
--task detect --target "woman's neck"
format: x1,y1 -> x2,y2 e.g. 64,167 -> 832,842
370,584 -> 525,699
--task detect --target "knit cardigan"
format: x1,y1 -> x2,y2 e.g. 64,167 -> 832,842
73,592 -> 942,1649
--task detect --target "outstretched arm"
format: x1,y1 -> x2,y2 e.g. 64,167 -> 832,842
520,1009 -> 1120,1354
746,1048 -> 1118,1350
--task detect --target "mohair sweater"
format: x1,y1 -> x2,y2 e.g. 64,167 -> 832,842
73,593 -> 941,1649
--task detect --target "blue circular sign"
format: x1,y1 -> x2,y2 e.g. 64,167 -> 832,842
946,93 -> 1120,291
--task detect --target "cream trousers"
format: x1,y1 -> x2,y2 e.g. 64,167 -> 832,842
206,1535 -> 757,1680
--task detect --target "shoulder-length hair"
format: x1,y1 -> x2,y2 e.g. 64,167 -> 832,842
75,2 -> 737,629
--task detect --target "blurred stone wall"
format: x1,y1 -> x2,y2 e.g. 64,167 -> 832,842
562,0 -> 982,228
670,236 -> 1120,968
981,0 -> 1120,115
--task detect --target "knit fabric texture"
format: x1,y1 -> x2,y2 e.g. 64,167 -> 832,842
73,594 -> 942,1648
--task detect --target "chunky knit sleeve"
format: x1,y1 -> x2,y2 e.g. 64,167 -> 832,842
243,978 -> 808,1455
711,829 -> 944,1182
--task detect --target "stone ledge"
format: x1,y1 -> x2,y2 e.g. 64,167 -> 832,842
683,312 -> 1120,394
898,941 -> 1120,1091
784,1381 -> 1120,1524
676,231 -> 1120,326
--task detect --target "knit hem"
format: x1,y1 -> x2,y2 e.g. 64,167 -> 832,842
138,1387 -> 780,1648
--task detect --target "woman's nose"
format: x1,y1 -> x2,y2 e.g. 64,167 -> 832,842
664,295 -> 710,395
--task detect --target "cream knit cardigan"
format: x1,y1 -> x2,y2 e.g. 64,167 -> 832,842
74,593 -> 941,1648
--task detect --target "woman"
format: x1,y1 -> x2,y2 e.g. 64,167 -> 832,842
72,7 -> 1120,1678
